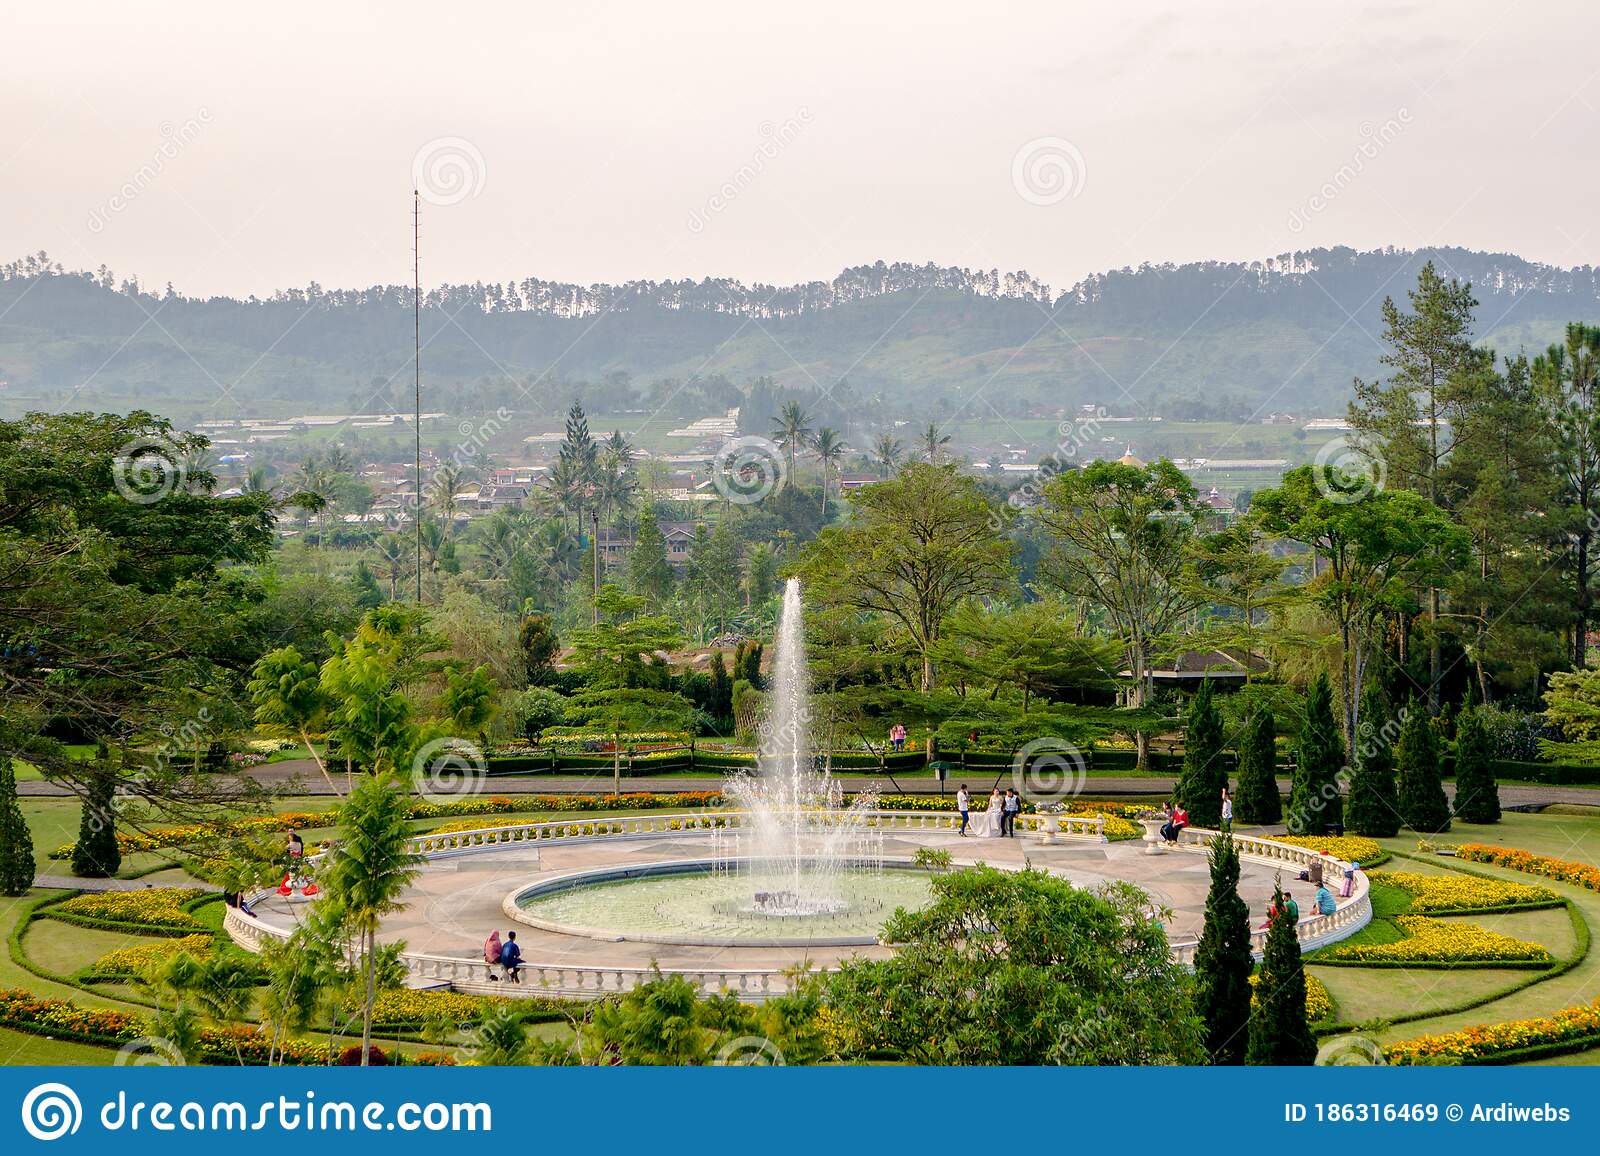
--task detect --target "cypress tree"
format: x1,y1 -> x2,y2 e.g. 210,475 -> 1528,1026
1451,705 -> 1501,825
71,760 -> 122,878
1397,698 -> 1451,833
1176,678 -> 1227,827
1233,707 -> 1281,825
709,651 -> 733,731
0,758 -> 35,896
1345,683 -> 1400,837
1287,672 -> 1344,836
1246,883 -> 1317,1065
1193,834 -> 1253,1064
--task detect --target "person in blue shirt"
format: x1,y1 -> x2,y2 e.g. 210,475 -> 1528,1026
1314,882 -> 1337,915
499,930 -> 523,984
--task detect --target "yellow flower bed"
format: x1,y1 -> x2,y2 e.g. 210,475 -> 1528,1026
1323,915 -> 1553,965
53,889 -> 206,929
1275,835 -> 1383,863
1386,998 -> 1600,1064
87,935 -> 213,977
1374,871 -> 1560,913
1249,971 -> 1334,1022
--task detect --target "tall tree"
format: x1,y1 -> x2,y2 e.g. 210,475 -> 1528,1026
812,427 -> 849,516
1232,707 -> 1281,825
1251,466 -> 1469,746
1451,704 -> 1500,825
1534,323 -> 1600,667
918,421 -> 952,464
1344,683 -> 1400,837
1287,672 -> 1343,836
71,756 -> 122,878
1036,459 -> 1203,768
1396,697 -> 1451,833
1245,884 -> 1317,1065
770,401 -> 813,479
872,433 -> 904,478
0,758 -> 35,896
799,464 -> 1013,691
627,518 -> 676,611
1175,677 -> 1226,827
1348,261 -> 1487,711
1192,835 -> 1253,1065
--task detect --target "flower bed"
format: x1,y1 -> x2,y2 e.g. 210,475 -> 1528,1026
49,889 -> 207,933
1385,998 -> 1600,1065
1455,845 -> 1600,894
1373,871 -> 1562,914
875,795 -> 1143,839
1250,971 -> 1334,1023
1275,835 -> 1385,864
1319,915 -> 1553,967
84,934 -> 214,979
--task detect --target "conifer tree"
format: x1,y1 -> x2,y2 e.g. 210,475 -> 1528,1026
1397,698 -> 1451,833
1451,705 -> 1501,825
1288,672 -> 1344,836
1246,883 -> 1317,1065
709,652 -> 733,732
627,518 -> 675,610
71,759 -> 122,878
1193,835 -> 1253,1064
0,758 -> 35,896
1232,707 -> 1281,824
1345,683 -> 1400,837
1176,678 -> 1226,827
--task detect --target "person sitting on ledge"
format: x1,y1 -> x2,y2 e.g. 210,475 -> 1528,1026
1315,882 -> 1337,915
499,930 -> 522,984
1161,804 -> 1188,843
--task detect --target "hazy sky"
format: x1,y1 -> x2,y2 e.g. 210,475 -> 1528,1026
4,1 -> 1597,298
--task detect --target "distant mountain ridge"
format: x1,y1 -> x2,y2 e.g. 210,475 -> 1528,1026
2,246 -> 1596,421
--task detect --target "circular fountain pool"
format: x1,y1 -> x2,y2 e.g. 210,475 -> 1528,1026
506,858 -> 936,947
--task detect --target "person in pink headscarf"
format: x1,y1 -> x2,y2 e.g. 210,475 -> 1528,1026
483,930 -> 503,981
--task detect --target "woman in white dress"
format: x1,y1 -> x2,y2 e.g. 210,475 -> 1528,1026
973,787 -> 1004,837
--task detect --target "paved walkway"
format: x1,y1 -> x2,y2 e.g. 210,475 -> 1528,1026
32,873 -> 221,893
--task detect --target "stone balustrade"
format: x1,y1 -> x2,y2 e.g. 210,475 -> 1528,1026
230,814 -> 1364,1000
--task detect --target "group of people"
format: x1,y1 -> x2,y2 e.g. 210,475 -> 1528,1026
481,929 -> 523,982
954,784 -> 1022,837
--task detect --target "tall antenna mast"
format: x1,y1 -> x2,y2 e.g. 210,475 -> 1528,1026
413,188 -> 423,603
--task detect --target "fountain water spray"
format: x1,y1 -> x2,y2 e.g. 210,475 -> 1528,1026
725,578 -> 881,915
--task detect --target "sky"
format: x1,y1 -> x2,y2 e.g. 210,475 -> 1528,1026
3,1 -> 1597,299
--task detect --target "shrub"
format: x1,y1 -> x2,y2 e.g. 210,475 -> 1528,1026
1372,871 -> 1560,913
1452,707 -> 1501,824
71,766 -> 121,877
1248,971 -> 1333,1023
1345,684 -> 1400,837
1232,707 -> 1281,825
1397,700 -> 1451,833
1275,835 -> 1383,864
1320,915 -> 1553,966
1176,678 -> 1226,827
51,888 -> 206,931
1287,673 -> 1343,836
0,758 -> 34,896
337,1044 -> 388,1065
85,934 -> 215,979
1455,845 -> 1600,893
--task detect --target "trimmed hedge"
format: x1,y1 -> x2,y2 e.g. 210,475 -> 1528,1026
1485,760 -> 1600,787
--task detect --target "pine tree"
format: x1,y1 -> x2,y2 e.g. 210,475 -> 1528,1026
1397,698 -> 1452,833
0,758 -> 35,896
1176,678 -> 1226,827
740,642 -> 764,689
1233,707 -> 1281,825
1288,672 -> 1344,836
1246,883 -> 1317,1065
627,518 -> 675,610
1193,835 -> 1253,1064
71,759 -> 121,878
709,652 -> 733,731
1345,683 -> 1401,837
1451,705 -> 1501,825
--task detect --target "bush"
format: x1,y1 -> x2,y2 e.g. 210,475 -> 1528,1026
1475,705 -> 1550,762
1319,915 -> 1553,966
1373,871 -> 1561,913
1452,707 -> 1501,824
337,1044 -> 388,1066
0,758 -> 34,896
1455,845 -> 1600,893
51,889 -> 206,931
1397,700 -> 1451,834
1385,998 -> 1600,1065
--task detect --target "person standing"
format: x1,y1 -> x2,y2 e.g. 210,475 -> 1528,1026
956,784 -> 971,836
1002,788 -> 1021,836
1220,788 -> 1233,833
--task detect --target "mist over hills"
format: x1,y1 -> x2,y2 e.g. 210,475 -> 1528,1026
1,246 -> 1596,423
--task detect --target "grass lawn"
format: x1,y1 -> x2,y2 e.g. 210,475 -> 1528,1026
0,1026 -> 119,1066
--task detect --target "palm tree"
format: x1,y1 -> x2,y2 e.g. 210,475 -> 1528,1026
319,773 -> 421,1066
430,463 -> 471,531
594,459 -> 637,532
287,489 -> 330,546
811,427 -> 850,516
372,535 -> 407,600
771,401 -> 813,478
243,466 -> 273,495
919,421 -> 951,464
322,446 -> 355,476
544,455 -> 583,530
872,433 -> 904,478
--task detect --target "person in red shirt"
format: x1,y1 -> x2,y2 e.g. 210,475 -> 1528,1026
1161,803 -> 1189,843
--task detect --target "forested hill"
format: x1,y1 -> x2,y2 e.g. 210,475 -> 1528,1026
2,246 -> 1596,421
